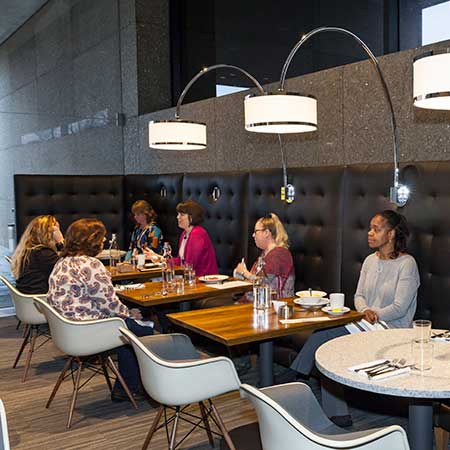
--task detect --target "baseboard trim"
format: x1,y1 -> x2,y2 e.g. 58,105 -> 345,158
0,307 -> 15,317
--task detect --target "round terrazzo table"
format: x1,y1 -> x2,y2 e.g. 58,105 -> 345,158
316,328 -> 450,450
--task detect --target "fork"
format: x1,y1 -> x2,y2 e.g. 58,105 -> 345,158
354,359 -> 390,373
367,358 -> 406,376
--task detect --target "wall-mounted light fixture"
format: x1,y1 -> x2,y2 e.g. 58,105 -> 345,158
413,50 -> 450,110
244,26 -> 409,207
148,64 -> 265,150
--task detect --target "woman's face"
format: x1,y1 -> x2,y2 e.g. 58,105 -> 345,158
134,212 -> 148,227
368,215 -> 394,250
253,220 -> 268,250
177,211 -> 190,231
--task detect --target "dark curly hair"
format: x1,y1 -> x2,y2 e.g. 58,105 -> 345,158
61,218 -> 106,257
376,210 -> 410,258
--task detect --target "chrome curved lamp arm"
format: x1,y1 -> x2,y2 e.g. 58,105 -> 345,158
175,64 -> 266,119
278,26 -> 406,206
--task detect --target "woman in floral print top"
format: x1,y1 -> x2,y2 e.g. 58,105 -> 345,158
47,218 -> 153,400
47,218 -> 139,320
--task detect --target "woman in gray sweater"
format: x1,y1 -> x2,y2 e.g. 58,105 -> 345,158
279,210 -> 420,426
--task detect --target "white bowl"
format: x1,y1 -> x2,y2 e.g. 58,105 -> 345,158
295,290 -> 327,302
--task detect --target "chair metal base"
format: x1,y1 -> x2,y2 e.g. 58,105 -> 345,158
46,354 -> 138,428
141,400 -> 237,450
13,324 -> 50,382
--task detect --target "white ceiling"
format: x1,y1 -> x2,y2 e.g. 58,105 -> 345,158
0,0 -> 48,45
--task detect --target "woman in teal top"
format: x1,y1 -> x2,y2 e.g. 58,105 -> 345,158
127,200 -> 163,258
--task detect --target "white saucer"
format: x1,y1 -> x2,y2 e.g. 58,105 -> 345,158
198,275 -> 229,284
321,306 -> 350,316
294,298 -> 329,310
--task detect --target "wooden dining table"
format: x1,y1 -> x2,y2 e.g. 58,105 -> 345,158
168,302 -> 363,386
116,278 -> 253,309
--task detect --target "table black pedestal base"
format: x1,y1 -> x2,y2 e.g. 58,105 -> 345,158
408,400 -> 433,450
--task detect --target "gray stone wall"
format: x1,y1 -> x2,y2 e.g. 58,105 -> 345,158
129,39 -> 450,177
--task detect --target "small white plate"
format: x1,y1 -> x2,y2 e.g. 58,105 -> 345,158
198,275 -> 229,284
294,298 -> 329,310
96,249 -> 126,260
144,262 -> 162,268
321,306 -> 350,316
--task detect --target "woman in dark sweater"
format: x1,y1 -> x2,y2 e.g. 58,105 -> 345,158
11,215 -> 64,294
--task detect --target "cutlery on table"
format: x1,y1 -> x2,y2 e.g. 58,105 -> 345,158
366,358 -> 406,376
368,362 -> 413,379
354,360 -> 390,373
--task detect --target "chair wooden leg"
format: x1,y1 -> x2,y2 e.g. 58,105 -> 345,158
210,401 -> 237,450
16,319 -> 22,330
67,358 -> 83,429
100,356 -> 112,392
106,356 -> 138,409
434,426 -> 450,450
22,326 -> 38,382
46,357 -> 72,408
13,325 -> 31,368
199,401 -> 215,446
169,406 -> 180,450
141,405 -> 164,450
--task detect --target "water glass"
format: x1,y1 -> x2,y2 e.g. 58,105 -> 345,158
413,319 -> 432,342
175,277 -> 185,294
253,285 -> 270,310
411,339 -> 433,371
162,268 -> 175,294
185,267 -> 196,287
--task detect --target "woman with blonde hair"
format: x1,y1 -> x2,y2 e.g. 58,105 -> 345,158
127,199 -> 163,258
11,215 -> 64,294
235,213 -> 294,298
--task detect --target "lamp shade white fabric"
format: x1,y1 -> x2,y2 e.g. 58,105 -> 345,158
148,120 -> 207,150
413,52 -> 450,110
244,93 -> 317,133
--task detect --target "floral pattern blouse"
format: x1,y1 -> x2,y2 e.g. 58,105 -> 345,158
47,255 -> 130,320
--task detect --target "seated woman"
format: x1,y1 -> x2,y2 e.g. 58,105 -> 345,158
11,215 -> 64,294
47,218 -> 153,401
127,200 -> 163,258
146,199 -> 218,276
234,213 -> 295,298
281,210 -> 420,426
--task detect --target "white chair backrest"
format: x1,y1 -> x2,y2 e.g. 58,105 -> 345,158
240,384 -> 410,450
119,327 -> 240,406
0,400 -> 10,450
0,276 -> 46,325
33,296 -> 126,357
3,256 -> 11,265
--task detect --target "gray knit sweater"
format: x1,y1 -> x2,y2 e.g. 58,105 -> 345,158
354,253 -> 420,328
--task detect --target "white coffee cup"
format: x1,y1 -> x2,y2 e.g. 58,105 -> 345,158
329,293 -> 345,310
137,254 -> 145,268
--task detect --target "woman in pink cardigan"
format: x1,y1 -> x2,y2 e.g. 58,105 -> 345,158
145,199 -> 218,276
172,200 -> 218,276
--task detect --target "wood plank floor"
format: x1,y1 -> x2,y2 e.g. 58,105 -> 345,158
0,317 -> 256,450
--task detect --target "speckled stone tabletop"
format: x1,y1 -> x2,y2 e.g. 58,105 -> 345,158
316,328 -> 450,398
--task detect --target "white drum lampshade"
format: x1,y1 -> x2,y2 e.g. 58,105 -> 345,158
148,120 -> 207,150
413,52 -> 450,110
244,93 -> 317,133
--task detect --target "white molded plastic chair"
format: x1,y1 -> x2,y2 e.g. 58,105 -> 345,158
240,383 -> 410,450
0,400 -> 10,450
0,276 -> 48,382
33,296 -> 138,428
119,327 -> 241,450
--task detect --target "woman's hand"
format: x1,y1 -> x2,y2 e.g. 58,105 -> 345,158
235,261 -> 248,278
363,309 -> 378,324
143,248 -> 163,262
129,308 -> 143,320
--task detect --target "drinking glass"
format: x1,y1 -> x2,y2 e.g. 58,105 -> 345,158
175,277 -> 185,294
413,319 -> 432,342
162,267 -> 175,294
185,268 -> 196,287
253,285 -> 270,310
411,339 -> 433,371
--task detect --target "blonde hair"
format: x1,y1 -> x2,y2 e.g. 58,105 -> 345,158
11,215 -> 59,279
258,213 -> 290,248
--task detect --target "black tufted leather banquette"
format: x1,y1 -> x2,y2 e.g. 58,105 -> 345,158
13,161 -> 450,332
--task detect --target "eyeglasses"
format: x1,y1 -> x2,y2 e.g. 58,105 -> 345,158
253,228 -> 266,234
